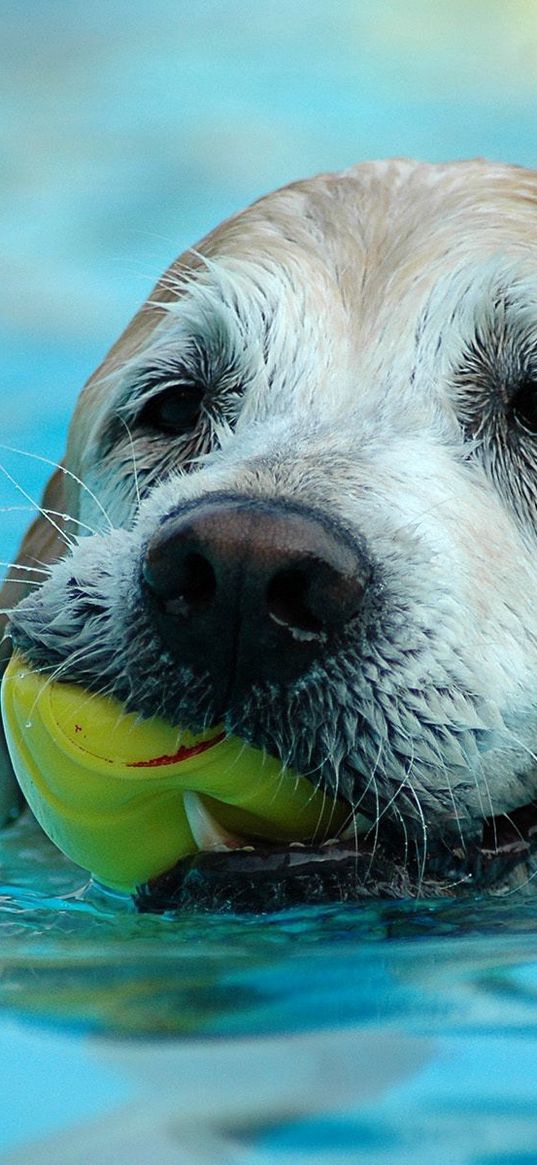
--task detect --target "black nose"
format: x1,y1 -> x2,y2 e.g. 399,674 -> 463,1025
142,496 -> 370,707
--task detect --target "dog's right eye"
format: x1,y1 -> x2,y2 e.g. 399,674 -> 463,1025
139,384 -> 204,435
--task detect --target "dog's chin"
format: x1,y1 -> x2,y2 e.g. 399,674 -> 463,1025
134,795 -> 537,915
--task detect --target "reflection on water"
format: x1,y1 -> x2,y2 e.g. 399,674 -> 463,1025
3,817 -> 537,1161
3,813 -> 537,1041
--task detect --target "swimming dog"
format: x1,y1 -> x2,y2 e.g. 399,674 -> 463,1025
4,158 -> 537,902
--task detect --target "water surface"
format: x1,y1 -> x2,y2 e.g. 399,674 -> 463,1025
3,815 -> 537,1162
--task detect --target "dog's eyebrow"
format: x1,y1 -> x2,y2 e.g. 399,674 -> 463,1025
113,265 -> 279,422
431,275 -> 537,526
100,255 -> 340,453
414,264 -> 537,417
115,343 -> 244,421
451,285 -> 537,414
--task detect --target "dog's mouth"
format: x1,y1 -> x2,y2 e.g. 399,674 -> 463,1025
135,794 -> 537,913
6,641 -> 537,911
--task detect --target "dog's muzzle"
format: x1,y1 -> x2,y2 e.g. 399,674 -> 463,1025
142,495 -> 371,708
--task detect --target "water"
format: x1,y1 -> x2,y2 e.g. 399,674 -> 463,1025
3,816 -> 537,1162
4,2 -> 537,1161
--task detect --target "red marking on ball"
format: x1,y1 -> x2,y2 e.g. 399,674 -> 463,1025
127,731 -> 226,768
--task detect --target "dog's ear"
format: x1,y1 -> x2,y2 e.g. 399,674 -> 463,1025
0,466 -> 68,822
0,254 -> 199,675
0,248 -> 214,825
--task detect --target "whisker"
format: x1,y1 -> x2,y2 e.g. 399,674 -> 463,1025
406,783 -> 428,894
0,444 -> 113,532
0,461 -> 73,550
0,562 -> 50,576
42,510 -> 100,537
117,418 -> 141,513
438,760 -> 472,857
0,506 -> 36,514
22,644 -> 109,722
363,772 -> 382,883
500,727 -> 537,769
351,739 -> 384,823
365,763 -> 414,840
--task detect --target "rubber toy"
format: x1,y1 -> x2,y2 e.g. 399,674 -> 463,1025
1,653 -> 348,892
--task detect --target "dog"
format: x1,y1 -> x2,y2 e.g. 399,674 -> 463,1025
4,157 -> 537,903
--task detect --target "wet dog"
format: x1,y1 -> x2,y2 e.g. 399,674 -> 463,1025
4,158 -> 537,904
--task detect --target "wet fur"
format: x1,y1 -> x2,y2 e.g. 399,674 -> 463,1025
4,158 -> 537,882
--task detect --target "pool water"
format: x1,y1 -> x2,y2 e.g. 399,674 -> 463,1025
3,814 -> 537,1162
4,2 -> 537,1161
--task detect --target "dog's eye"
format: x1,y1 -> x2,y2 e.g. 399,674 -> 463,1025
510,378 -> 537,436
140,384 -> 204,435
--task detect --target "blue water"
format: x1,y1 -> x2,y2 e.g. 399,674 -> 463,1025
4,2 -> 537,1161
4,814 -> 537,1162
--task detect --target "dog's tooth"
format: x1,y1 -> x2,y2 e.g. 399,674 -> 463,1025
183,790 -> 243,851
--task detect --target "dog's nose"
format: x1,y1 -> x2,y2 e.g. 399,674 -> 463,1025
142,496 -> 370,705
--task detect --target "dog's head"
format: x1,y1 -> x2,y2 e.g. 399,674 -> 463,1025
4,158 -> 537,897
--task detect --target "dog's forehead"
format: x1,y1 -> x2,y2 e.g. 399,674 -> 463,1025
89,157 -> 537,363
66,158 -> 537,467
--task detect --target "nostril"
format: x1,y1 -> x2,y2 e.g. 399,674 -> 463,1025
180,553 -> 216,609
144,551 -> 217,617
142,497 -> 371,700
267,569 -> 324,637
171,552 -> 216,616
267,554 -> 368,642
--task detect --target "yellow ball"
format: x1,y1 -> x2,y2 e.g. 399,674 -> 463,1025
1,653 -> 348,892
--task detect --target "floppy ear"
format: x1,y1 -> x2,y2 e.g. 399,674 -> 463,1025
0,466 -> 68,823
0,246 -> 215,826
0,257 -> 192,682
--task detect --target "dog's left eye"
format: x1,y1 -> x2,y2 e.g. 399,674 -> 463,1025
510,378 -> 537,436
140,384 -> 204,435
